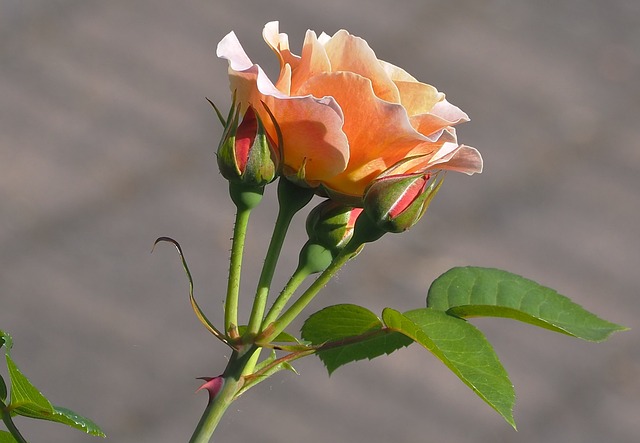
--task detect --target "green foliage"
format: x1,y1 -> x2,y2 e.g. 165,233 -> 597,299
299,266 -> 625,429
48,407 -> 105,436
427,267 -> 627,341
383,308 -> 515,427
301,305 -> 514,426
0,431 -> 18,443
0,329 -> 105,439
301,304 -> 412,374
6,354 -> 53,419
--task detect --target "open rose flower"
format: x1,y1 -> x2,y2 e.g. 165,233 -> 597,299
217,21 -> 482,203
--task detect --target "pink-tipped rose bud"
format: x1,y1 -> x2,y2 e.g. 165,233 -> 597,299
217,104 -> 279,187
363,172 -> 442,233
306,200 -> 363,254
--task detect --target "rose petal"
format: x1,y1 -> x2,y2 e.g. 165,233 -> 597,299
262,22 -> 296,95
418,126 -> 458,143
218,29 -> 350,180
427,143 -> 483,174
410,115 -> 459,139
276,63 -> 292,96
218,23 -> 481,199
266,94 -> 350,180
323,30 -> 401,103
379,59 -> 418,82
317,32 -> 331,45
289,30 -> 331,95
409,98 -> 469,138
217,31 -> 254,71
394,80 -> 443,116
431,98 -> 469,123
299,72 -> 444,197
387,142 -> 483,177
263,21 -> 300,73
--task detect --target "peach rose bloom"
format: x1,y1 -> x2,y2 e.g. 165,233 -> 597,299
217,21 -> 482,202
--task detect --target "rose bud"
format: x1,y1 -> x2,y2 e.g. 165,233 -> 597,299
217,103 -> 279,187
306,200 -> 363,254
363,172 -> 443,233
296,201 -> 364,274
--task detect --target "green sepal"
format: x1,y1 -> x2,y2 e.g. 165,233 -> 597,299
382,307 -> 516,428
301,304 -> 412,374
427,267 -> 627,342
205,97 -> 228,127
217,102 -> 242,178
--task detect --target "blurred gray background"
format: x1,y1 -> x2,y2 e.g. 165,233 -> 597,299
1,1 -> 638,442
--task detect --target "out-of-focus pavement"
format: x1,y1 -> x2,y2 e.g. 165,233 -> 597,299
1,1 -> 639,442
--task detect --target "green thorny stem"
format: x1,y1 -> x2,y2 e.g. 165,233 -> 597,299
189,181 -> 312,442
188,345 -> 258,443
257,244 -> 357,344
188,342 -> 321,443
224,183 -> 264,339
190,187 -> 386,443
244,179 -> 314,340
258,214 -> 383,344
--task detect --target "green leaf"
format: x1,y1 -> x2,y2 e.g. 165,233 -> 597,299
382,307 -> 516,428
48,407 -> 106,437
5,356 -> 105,437
0,431 -> 18,443
302,304 -> 380,340
301,304 -> 412,374
427,267 -> 626,342
5,354 -> 54,419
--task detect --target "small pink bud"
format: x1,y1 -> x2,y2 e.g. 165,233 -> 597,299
363,172 -> 442,233
217,101 -> 279,186
233,106 -> 258,174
